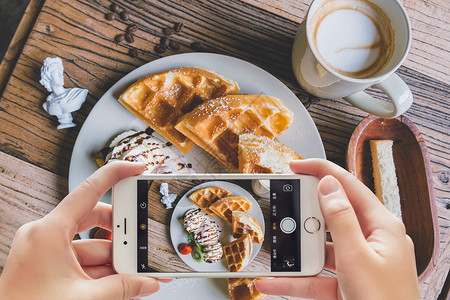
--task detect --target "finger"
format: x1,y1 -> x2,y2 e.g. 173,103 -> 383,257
49,162 -> 145,234
72,239 -> 111,266
77,202 -> 112,233
86,274 -> 159,300
157,279 -> 173,283
83,265 -> 116,279
325,242 -> 336,271
291,159 -> 393,232
318,176 -> 371,256
255,277 -> 339,300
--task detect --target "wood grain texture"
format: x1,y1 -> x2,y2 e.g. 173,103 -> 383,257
0,0 -> 448,298
0,0 -> 45,95
241,0 -> 450,84
0,151 -> 67,273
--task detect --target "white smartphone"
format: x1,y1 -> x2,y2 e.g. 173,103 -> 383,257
112,174 -> 325,278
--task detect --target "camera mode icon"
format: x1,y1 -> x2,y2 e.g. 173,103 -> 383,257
282,184 -> 293,192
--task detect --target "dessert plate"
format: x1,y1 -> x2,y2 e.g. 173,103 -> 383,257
69,53 -> 326,299
170,181 -> 264,272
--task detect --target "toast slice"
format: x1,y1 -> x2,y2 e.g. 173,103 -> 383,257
370,140 -> 402,219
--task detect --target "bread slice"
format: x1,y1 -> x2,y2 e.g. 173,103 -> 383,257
238,133 -> 303,174
370,140 -> 402,219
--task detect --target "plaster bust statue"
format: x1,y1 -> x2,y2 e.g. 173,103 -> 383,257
39,57 -> 88,129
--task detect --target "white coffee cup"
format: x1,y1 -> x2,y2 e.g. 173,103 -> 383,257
252,180 -> 270,198
292,0 -> 412,118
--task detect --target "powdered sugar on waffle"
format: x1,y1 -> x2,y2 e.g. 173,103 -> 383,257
239,133 -> 301,174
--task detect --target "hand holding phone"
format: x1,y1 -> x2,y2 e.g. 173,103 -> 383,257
255,159 -> 421,300
0,162 -> 160,300
112,173 -> 325,278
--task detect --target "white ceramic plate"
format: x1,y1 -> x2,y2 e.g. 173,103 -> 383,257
170,181 -> 264,272
69,53 -> 325,299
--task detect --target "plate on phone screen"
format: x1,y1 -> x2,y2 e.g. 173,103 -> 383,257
170,181 -> 264,272
69,53 -> 325,299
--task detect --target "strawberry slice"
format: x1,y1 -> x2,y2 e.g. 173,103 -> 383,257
178,243 -> 192,255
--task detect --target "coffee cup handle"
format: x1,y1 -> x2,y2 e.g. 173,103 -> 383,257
343,73 -> 413,118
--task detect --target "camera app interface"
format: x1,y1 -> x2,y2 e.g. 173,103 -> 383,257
137,179 -> 301,273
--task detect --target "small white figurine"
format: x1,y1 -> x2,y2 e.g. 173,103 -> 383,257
159,182 -> 177,209
39,57 -> 88,129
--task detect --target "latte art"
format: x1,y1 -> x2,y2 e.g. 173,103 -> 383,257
310,0 -> 394,78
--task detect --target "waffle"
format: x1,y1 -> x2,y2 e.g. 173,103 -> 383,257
227,278 -> 265,300
232,211 -> 264,244
209,196 -> 252,223
118,67 -> 239,154
188,186 -> 232,217
239,133 -> 303,174
175,95 -> 293,170
223,234 -> 252,272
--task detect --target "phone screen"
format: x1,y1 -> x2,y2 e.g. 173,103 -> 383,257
136,178 -> 301,273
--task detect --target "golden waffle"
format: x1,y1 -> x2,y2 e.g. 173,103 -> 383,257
209,196 -> 252,223
232,211 -> 264,244
118,67 -> 239,154
239,133 -> 303,174
188,186 -> 232,217
227,278 -> 265,300
175,95 -> 293,170
223,234 -> 252,272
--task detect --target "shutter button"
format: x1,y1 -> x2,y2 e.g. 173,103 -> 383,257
280,217 -> 296,234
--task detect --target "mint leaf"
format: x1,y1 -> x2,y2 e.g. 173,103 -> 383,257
187,233 -> 194,243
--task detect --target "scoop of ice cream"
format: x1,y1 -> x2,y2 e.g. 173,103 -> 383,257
195,221 -> 220,246
203,242 -> 223,263
183,209 -> 208,234
106,130 -> 194,174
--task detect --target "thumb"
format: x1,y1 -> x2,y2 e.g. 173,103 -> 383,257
87,274 -> 159,300
318,175 -> 368,255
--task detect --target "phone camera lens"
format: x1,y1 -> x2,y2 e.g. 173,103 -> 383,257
123,241 -> 128,245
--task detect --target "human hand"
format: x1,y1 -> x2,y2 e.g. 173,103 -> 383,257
0,162 -> 160,300
255,159 -> 420,300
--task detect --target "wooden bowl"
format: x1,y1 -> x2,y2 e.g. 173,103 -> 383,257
346,115 -> 439,282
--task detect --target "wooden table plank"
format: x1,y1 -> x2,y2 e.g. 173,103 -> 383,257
0,151 -> 67,273
240,0 -> 450,84
0,0 -> 45,95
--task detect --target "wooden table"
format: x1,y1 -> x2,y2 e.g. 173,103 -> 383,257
0,0 -> 448,299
